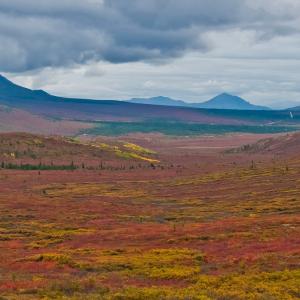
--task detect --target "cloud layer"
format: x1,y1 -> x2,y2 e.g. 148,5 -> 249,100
0,0 -> 299,72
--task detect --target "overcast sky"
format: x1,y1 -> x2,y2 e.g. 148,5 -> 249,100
1,0 -> 300,108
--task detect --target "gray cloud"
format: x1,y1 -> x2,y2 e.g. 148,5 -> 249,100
0,0 -> 299,72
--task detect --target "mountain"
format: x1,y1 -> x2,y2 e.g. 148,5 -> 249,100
271,101 -> 300,110
0,74 -> 298,136
129,96 -> 187,107
195,93 -> 270,110
128,93 -> 270,110
0,74 -> 53,101
0,74 -> 247,125
288,105 -> 300,111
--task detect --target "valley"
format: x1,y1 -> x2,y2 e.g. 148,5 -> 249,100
1,1 -> 300,299
0,132 -> 299,299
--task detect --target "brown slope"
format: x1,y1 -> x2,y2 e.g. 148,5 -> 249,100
229,132 -> 300,156
0,105 -> 92,135
0,132 -> 159,168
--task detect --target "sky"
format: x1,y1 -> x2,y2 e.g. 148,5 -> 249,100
1,0 -> 300,108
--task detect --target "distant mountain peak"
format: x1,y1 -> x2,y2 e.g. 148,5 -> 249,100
129,96 -> 186,107
152,96 -> 170,99
219,92 -> 231,97
213,93 -> 247,100
133,96 -> 174,101
199,93 -> 269,110
128,93 -> 270,110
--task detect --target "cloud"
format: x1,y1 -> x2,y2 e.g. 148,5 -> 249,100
9,48 -> 300,108
0,0 -> 299,72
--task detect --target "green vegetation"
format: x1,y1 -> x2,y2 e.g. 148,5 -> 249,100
89,142 -> 159,163
83,121 -> 298,136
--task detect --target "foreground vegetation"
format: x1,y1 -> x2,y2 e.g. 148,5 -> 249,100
0,132 -> 299,299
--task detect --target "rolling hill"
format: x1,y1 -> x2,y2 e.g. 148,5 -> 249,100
0,104 -> 91,135
0,132 -> 159,168
229,132 -> 300,156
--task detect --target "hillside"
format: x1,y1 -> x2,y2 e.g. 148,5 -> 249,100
0,105 -> 91,135
0,132 -> 160,169
228,132 -> 300,156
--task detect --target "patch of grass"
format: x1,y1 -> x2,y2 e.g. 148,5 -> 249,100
95,248 -> 203,280
123,143 -> 157,155
111,269 -> 300,300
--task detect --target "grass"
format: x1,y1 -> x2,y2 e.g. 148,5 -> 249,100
0,134 -> 300,299
109,269 -> 300,300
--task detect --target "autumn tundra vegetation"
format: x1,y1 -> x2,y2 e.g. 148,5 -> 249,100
0,132 -> 299,299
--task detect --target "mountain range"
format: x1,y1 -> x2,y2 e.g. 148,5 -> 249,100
129,94 -> 270,110
0,74 -> 299,135
0,74 -> 253,129
0,74 -> 271,111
